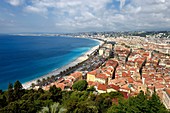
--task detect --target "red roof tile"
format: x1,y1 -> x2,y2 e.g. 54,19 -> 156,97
108,84 -> 120,91
88,70 -> 97,75
127,77 -> 134,83
56,83 -> 66,90
165,88 -> 170,97
122,72 -> 130,77
97,84 -> 107,91
96,73 -> 108,80
69,71 -> 82,79
105,60 -> 118,68
88,81 -> 97,86
120,84 -> 131,91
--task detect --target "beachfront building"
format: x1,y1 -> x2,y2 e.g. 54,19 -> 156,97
98,43 -> 113,58
103,43 -> 113,50
68,71 -> 82,82
99,48 -> 105,56
42,71 -> 82,91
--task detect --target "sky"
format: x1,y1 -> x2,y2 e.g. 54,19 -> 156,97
0,0 -> 170,33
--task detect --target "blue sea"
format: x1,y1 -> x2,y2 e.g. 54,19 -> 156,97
0,35 -> 99,90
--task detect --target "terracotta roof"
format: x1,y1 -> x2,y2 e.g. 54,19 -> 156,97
56,78 -> 65,83
142,74 -> 148,78
127,77 -> 134,83
120,84 -> 131,91
155,84 -> 165,89
122,72 -> 130,77
69,71 -> 82,79
88,70 -> 97,75
105,60 -> 118,68
97,84 -> 107,91
96,73 -> 108,80
104,71 -> 112,76
88,81 -> 97,86
107,67 -> 114,72
143,52 -> 149,56
56,83 -> 66,90
165,88 -> 170,97
130,68 -> 137,72
108,84 -> 120,91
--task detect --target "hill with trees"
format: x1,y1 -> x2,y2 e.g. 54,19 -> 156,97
0,80 -> 169,113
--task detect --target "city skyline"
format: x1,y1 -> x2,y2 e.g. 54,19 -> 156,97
0,0 -> 170,33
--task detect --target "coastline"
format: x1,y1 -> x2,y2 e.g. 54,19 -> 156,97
22,38 -> 104,89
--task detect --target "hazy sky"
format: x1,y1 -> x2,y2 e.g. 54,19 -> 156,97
0,0 -> 170,33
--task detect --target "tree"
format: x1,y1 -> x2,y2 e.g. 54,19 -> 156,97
128,91 -> 148,112
31,83 -> 35,89
49,85 -> 61,95
38,102 -> 66,113
49,85 -> 61,101
0,89 -> 3,94
74,101 -> 98,113
14,80 -> 23,91
7,83 -> 14,103
42,78 -> 47,85
147,92 -> 168,113
0,95 -> 7,108
107,99 -> 128,113
86,86 -> 96,92
37,79 -> 41,85
14,80 -> 23,99
72,80 -> 88,91
38,88 -> 44,94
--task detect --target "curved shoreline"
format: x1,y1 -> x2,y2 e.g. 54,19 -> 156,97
22,38 -> 104,89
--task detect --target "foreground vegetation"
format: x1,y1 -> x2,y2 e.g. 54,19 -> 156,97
0,80 -> 169,113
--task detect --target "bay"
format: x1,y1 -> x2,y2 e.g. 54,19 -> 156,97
0,35 -> 99,90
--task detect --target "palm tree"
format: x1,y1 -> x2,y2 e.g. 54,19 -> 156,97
37,79 -> 41,85
31,83 -> 35,89
38,102 -> 67,113
42,78 -> 47,86
38,106 -> 49,113
47,77 -> 50,81
51,75 -> 55,82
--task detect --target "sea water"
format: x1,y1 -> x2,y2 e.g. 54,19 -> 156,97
0,35 -> 99,90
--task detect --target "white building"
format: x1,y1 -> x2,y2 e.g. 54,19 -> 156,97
162,88 -> 170,109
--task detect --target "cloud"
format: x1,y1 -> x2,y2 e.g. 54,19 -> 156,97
25,6 -> 48,14
119,0 -> 126,9
2,0 -> 170,32
6,0 -> 23,6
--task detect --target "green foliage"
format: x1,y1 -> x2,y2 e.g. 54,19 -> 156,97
38,102 -> 60,113
147,92 -> 168,113
14,80 -> 23,91
49,85 -> 61,95
72,80 -> 87,91
14,80 -> 24,100
0,81 -> 169,113
74,101 -> 98,113
7,83 -> 14,103
86,86 -> 96,92
49,85 -> 62,102
107,91 -> 169,113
